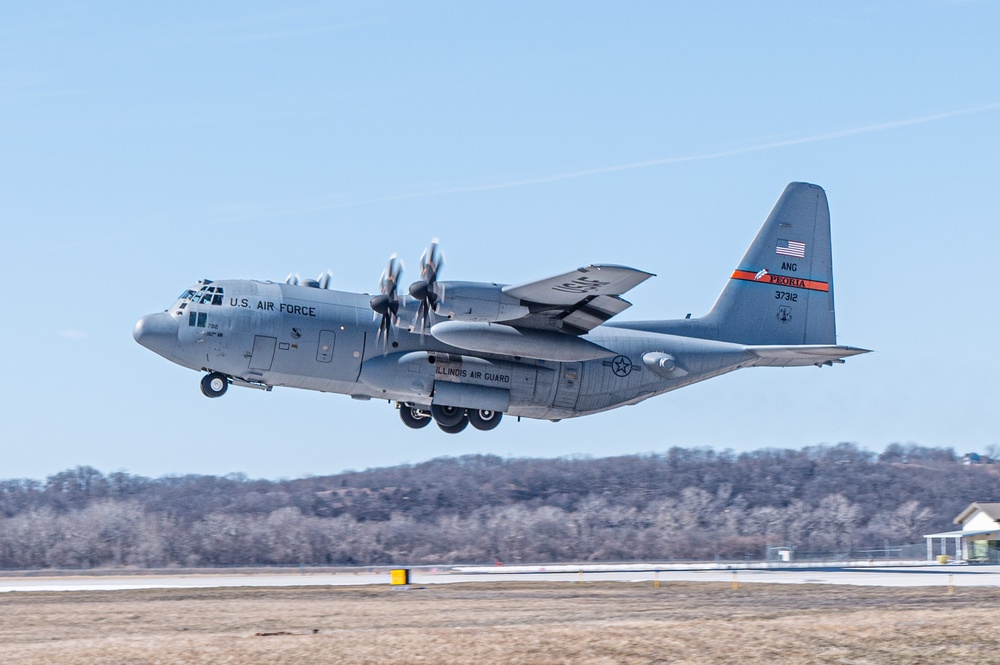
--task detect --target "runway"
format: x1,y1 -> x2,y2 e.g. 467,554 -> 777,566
2,564 -> 1000,592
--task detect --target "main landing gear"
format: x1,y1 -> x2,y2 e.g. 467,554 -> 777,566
398,403 -> 504,433
398,405 -> 432,429
468,409 -> 502,431
200,372 -> 229,398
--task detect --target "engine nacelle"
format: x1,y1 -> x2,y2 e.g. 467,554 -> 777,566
432,282 -> 529,323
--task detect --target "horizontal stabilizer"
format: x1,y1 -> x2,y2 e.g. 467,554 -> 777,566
745,345 -> 872,367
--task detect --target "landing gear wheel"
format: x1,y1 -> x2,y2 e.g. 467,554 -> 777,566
200,372 -> 228,398
469,409 -> 503,431
399,405 -> 432,429
437,417 -> 469,434
430,403 -> 466,427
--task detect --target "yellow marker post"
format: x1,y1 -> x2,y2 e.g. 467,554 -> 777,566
390,568 -> 410,586
654,570 -> 660,589
578,569 -> 583,584
948,574 -> 954,595
731,570 -> 738,590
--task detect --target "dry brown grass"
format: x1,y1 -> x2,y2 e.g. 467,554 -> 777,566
1,582 -> 998,664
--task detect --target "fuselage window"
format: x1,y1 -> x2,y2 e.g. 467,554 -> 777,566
197,312 -> 207,327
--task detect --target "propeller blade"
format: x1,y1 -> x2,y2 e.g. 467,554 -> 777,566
380,254 -> 403,300
370,254 -> 404,351
418,238 -> 443,284
317,269 -> 333,289
408,239 -> 444,334
410,298 -> 431,339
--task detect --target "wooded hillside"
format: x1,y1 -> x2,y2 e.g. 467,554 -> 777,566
0,443 -> 996,569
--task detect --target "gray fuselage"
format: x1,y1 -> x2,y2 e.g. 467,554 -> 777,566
134,278 -> 756,421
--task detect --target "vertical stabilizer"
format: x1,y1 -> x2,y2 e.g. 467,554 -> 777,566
702,182 -> 836,345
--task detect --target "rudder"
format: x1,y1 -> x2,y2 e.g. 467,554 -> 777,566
702,182 -> 836,345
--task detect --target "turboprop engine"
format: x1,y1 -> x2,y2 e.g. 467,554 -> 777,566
371,240 -> 533,342
428,282 -> 529,323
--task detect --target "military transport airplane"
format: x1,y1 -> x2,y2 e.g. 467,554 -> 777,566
134,182 -> 869,433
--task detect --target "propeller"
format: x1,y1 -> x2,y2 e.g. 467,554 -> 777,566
408,239 -> 444,334
317,269 -> 333,289
369,254 -> 404,349
285,271 -> 333,288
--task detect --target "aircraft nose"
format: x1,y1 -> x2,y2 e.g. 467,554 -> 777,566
133,312 -> 179,357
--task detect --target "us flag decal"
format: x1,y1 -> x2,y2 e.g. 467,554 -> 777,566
776,238 -> 806,258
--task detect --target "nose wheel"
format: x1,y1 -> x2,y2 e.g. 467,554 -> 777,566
200,372 -> 229,398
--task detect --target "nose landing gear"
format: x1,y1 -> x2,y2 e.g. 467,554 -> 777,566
200,372 -> 229,398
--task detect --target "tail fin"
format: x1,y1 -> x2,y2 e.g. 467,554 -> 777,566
702,182 -> 836,345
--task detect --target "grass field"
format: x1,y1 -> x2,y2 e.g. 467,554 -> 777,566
2,582 -> 999,664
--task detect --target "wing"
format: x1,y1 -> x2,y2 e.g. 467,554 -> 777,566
500,264 -> 655,334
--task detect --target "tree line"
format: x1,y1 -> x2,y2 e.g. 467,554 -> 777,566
0,443 -> 996,569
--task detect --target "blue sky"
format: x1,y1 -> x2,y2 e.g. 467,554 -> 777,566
2,2 -> 998,480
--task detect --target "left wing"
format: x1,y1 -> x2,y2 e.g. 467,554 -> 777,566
500,264 -> 655,334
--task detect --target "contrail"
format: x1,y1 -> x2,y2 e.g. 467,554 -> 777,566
396,102 -> 1000,199
211,102 -> 1000,224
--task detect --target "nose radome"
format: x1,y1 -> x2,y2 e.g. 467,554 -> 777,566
133,312 -> 179,357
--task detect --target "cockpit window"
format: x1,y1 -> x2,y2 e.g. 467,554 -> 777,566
178,284 -> 223,306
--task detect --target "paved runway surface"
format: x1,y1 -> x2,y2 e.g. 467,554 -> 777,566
2,565 -> 1000,592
